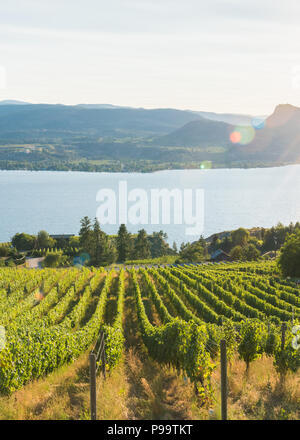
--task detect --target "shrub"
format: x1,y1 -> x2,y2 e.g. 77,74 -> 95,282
278,231 -> 300,277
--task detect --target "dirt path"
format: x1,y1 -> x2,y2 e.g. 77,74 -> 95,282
26,257 -> 44,268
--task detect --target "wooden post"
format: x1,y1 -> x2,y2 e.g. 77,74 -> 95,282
220,339 -> 227,421
102,347 -> 106,380
89,352 -> 97,420
281,323 -> 287,350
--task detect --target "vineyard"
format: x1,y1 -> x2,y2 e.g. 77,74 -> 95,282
0,261 -> 299,415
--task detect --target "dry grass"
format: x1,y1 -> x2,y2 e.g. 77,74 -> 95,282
0,349 -> 201,420
197,355 -> 300,420
0,352 -> 298,420
0,352 -> 130,420
123,347 -> 201,420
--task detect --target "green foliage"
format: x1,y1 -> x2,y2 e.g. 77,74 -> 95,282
134,229 -> 151,260
230,245 -> 244,261
124,255 -> 177,265
42,252 -> 67,268
131,268 -> 215,388
273,326 -> 300,381
0,260 -> 299,397
79,216 -> 117,266
238,319 -> 265,372
11,233 -> 36,251
116,224 -> 132,263
263,322 -> 280,357
177,238 -> 207,263
148,231 -> 173,258
231,228 -> 250,247
278,230 -> 300,277
37,230 -> 56,249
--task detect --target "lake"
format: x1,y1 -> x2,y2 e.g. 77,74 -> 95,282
1,165 -> 300,245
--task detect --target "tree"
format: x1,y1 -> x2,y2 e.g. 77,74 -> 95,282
263,223 -> 289,253
79,216 -> 94,255
69,236 -> 80,248
92,218 -> 117,266
231,228 -> 249,247
148,231 -> 171,258
92,218 -> 104,265
37,230 -> 55,249
42,252 -> 66,268
134,229 -> 151,259
244,244 -> 260,261
117,224 -> 132,262
198,235 -> 208,258
230,245 -> 244,261
278,230 -> 300,277
177,239 -> 206,263
103,239 -> 117,265
273,327 -> 300,386
220,235 -> 232,253
11,233 -> 36,251
238,320 -> 264,376
0,245 -> 10,257
172,241 -> 178,254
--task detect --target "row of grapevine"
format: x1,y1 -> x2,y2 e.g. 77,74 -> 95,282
131,268 -> 214,388
0,270 -> 111,393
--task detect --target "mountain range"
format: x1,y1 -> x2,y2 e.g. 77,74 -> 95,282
0,100 -> 298,170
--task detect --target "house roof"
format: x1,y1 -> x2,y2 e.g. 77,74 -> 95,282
211,249 -> 230,259
50,234 -> 75,239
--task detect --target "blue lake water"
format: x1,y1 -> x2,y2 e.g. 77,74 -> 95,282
1,165 -> 300,245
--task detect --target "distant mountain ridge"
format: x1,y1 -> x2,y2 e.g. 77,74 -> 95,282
0,101 -> 258,127
154,117 -> 234,147
192,110 -> 260,126
0,100 -> 31,105
234,104 -> 300,163
0,100 -> 299,171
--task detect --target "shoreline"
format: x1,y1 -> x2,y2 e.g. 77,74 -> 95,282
0,161 -> 295,174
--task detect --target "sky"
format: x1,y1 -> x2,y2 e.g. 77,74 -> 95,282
0,0 -> 300,115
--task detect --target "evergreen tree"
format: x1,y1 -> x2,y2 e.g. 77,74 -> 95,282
148,231 -> 171,258
199,235 -> 208,257
79,216 -> 93,255
93,218 -> 105,265
134,229 -> 151,259
117,224 -> 131,262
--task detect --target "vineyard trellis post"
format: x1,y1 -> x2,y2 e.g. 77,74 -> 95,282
220,339 -> 227,421
89,352 -> 97,421
89,331 -> 106,421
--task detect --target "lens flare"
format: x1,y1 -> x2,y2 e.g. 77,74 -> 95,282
35,291 -> 44,301
200,161 -> 212,169
230,126 -> 255,145
230,131 -> 241,143
73,253 -> 90,267
252,117 -> 265,130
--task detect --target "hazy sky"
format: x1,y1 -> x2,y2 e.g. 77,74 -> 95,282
1,0 -> 300,115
